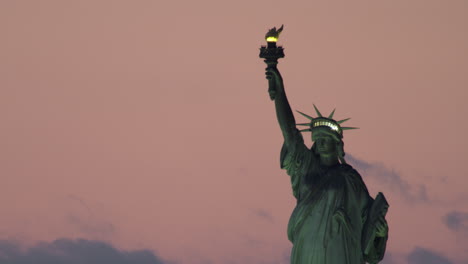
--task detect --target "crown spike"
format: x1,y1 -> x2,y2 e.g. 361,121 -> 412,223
328,108 -> 336,119
313,104 -> 323,117
296,123 -> 311,126
337,118 -> 351,124
342,127 -> 359,130
299,128 -> 312,132
296,110 -> 314,120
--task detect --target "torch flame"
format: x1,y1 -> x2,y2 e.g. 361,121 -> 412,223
266,36 -> 278,42
265,24 -> 284,42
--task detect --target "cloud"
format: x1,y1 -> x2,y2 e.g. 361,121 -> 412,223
67,195 -> 92,213
407,247 -> 453,264
250,208 -> 275,223
0,238 -> 172,264
243,235 -> 266,248
380,251 -> 396,264
347,154 -> 428,202
443,211 -> 468,232
280,249 -> 291,264
65,194 -> 116,239
67,214 -> 116,238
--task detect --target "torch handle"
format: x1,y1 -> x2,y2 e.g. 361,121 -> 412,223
265,59 -> 279,101
268,78 -> 276,100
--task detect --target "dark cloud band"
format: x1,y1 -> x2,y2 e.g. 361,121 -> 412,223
0,238 -> 170,264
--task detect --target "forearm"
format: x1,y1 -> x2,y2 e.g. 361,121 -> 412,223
274,86 -> 297,144
265,67 -> 298,144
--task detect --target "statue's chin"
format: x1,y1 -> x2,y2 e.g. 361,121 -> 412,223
318,152 -> 335,158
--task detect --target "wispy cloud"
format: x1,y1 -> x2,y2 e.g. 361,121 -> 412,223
67,195 -> 92,213
280,249 -> 291,264
443,211 -> 468,233
380,251 -> 396,264
407,247 -> 453,264
250,208 -> 275,223
243,235 -> 266,248
0,238 -> 172,264
65,194 -> 116,239
347,154 -> 428,202
67,213 -> 116,238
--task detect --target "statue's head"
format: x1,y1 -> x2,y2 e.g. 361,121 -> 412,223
312,128 -> 340,156
296,105 -> 358,164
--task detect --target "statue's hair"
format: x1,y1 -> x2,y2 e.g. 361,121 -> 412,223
337,140 -> 346,165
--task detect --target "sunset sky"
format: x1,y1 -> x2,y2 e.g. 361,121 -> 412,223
1,1 -> 468,263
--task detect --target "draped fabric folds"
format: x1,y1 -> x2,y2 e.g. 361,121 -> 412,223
280,129 -> 387,264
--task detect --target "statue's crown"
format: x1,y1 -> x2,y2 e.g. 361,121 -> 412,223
296,104 -> 358,139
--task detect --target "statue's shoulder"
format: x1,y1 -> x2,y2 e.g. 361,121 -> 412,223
338,163 -> 369,192
280,137 -> 313,164
338,163 -> 359,175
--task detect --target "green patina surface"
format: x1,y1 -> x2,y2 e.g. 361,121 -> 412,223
261,26 -> 389,264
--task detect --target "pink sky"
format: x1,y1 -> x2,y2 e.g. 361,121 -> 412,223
1,1 -> 468,263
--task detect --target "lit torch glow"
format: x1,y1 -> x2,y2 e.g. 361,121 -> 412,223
259,24 -> 285,101
266,36 -> 278,42
265,24 -> 283,43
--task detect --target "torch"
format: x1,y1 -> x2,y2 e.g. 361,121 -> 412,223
259,25 -> 284,100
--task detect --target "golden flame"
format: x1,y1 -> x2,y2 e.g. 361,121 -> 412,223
265,25 -> 283,43
266,36 -> 278,42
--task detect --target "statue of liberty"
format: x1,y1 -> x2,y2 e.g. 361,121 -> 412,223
261,26 -> 389,264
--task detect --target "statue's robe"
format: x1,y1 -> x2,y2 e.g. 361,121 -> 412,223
281,129 -> 387,264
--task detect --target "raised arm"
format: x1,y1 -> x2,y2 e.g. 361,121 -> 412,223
265,67 -> 300,146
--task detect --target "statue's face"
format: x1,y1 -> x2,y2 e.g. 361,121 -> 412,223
314,135 -> 337,157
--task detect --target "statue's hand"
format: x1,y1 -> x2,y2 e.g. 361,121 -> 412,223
375,215 -> 388,237
265,67 -> 282,81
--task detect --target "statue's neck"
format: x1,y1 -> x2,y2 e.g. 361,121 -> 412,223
319,154 -> 339,167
